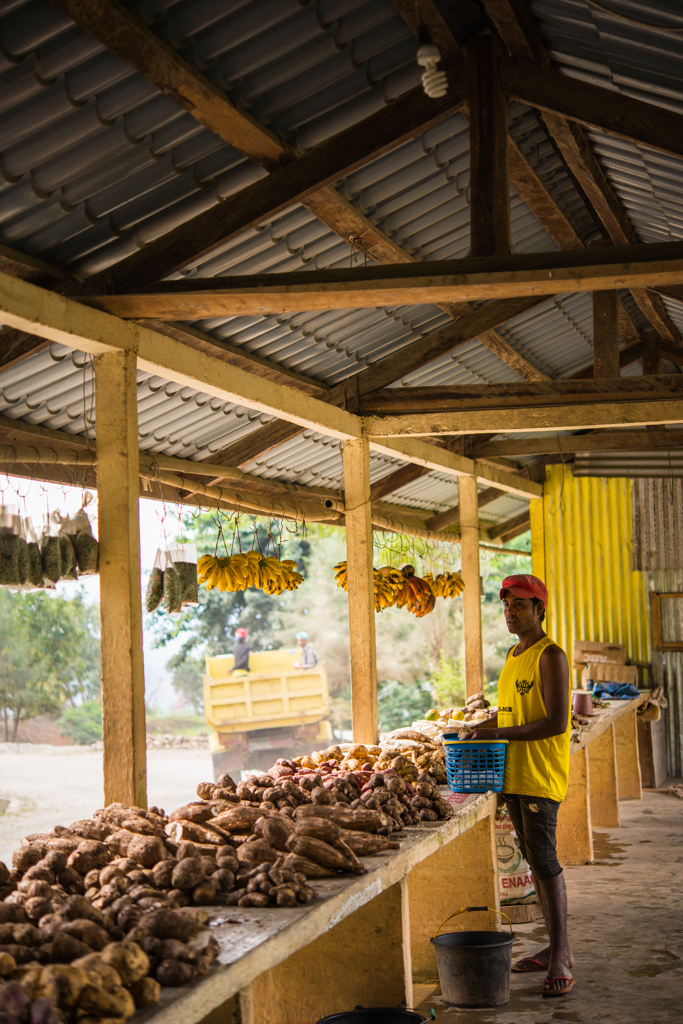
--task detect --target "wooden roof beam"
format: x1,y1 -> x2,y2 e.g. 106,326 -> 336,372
473,429 -> 683,459
484,0 -> 680,342
426,485 -> 502,532
82,240 -> 683,316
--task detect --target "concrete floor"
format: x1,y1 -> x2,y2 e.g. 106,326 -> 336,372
415,790 -> 683,1023
0,745 -> 213,865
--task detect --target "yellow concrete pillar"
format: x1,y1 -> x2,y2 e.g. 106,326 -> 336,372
556,747 -> 593,865
588,724 -> 620,827
407,808 -> 500,984
614,706 -> 642,800
95,350 -> 147,809
249,883 -> 407,1023
343,437 -> 378,744
460,475 -> 484,698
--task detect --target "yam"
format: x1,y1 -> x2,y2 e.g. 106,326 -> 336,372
60,919 -> 110,952
212,868 -> 235,892
255,817 -> 291,852
191,881 -> 217,906
285,836 -> 350,871
152,860 -> 176,889
209,806 -> 262,831
294,818 -> 342,844
78,982 -> 136,1020
68,821 -> 112,842
129,976 -> 160,1008
0,944 -> 34,965
127,835 -> 166,868
132,908 -> 203,942
169,804 -> 212,824
72,953 -> 123,991
0,951 -> 16,976
196,782 -> 216,801
38,964 -> 91,1007
12,846 -> 45,873
236,840 -> 277,868
100,942 -> 149,985
171,859 -> 205,891
155,959 -> 195,986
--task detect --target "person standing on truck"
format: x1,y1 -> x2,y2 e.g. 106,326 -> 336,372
230,627 -> 251,675
293,630 -> 319,669
469,574 -> 573,999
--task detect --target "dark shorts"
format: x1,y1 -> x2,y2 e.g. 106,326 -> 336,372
503,793 -> 562,880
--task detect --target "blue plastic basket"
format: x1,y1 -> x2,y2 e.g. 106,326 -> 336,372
443,736 -> 508,794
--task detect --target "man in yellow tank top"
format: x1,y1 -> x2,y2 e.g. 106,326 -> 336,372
470,574 -> 574,997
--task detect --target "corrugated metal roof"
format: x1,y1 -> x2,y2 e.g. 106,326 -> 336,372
0,0 -> 680,501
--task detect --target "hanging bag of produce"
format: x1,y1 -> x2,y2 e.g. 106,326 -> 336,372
24,517 -> 43,588
0,505 -> 22,586
145,548 -> 165,612
58,527 -> 78,581
40,512 -> 62,586
167,542 -> 198,607
69,501 -> 99,575
16,517 -> 30,586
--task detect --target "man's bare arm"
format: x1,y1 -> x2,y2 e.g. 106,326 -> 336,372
469,646 -> 569,741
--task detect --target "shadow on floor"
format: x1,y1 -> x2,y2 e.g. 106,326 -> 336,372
413,792 -> 683,1023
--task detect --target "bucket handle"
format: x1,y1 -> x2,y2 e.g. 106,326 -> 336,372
433,906 -> 514,939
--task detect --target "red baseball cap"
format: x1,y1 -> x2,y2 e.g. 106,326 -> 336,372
499,574 -> 548,609
235,627 -> 248,639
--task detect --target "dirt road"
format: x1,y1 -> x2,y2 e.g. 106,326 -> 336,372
0,744 -> 213,865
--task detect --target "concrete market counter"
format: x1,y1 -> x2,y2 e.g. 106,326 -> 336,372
136,695 -> 646,1024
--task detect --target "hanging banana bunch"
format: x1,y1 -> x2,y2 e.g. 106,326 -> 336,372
392,564 -> 436,618
424,570 -> 465,599
333,561 -> 435,616
198,552 -> 303,595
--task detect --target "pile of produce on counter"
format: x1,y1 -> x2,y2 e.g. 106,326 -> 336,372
0,739 -> 454,1019
412,693 -> 497,737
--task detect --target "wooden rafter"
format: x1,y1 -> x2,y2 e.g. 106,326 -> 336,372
483,0 -> 680,343
488,511 -> 530,541
474,429 -> 683,458
82,241 -> 683,316
426,485 -> 502,532
361,375 -> 683,415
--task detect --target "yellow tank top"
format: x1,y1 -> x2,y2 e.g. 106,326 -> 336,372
497,635 -> 571,802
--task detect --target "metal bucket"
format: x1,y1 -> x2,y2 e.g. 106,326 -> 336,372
430,930 -> 516,1007
315,1011 -> 426,1024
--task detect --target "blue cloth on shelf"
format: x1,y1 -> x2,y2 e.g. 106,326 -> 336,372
591,681 -> 640,700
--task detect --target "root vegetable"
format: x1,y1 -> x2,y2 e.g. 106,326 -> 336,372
155,959 -> 195,986
294,819 -> 342,844
170,860 -> 205,892
99,943 -> 148,986
190,882 -> 217,906
129,976 -> 160,1008
236,841 -> 277,868
126,837 -> 166,869
285,837 -> 350,872
59,920 -> 110,952
255,818 -> 291,852
0,951 -> 16,976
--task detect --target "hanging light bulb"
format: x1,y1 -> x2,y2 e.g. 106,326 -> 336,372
417,42 -> 447,98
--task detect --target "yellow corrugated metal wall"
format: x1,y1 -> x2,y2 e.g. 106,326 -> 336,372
533,466 -> 649,681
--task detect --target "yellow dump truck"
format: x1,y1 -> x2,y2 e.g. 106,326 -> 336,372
203,649 -> 332,779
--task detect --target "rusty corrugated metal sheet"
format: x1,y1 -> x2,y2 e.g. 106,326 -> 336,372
538,466 -> 650,686
633,478 -> 683,775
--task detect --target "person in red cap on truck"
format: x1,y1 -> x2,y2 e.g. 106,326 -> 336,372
230,627 -> 251,675
469,574 -> 574,998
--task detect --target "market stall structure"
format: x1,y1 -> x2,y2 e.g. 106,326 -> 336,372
0,0 -> 682,1018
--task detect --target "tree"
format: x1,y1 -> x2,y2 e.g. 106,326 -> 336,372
58,701 -> 102,744
0,589 -> 101,741
377,679 -> 433,733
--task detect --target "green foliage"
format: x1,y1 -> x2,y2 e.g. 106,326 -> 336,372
58,701 -> 102,745
0,589 -> 101,741
377,678 -> 433,733
165,654 -> 204,714
428,651 -> 466,708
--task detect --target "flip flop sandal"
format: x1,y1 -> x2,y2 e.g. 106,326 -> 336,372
511,957 -> 547,973
542,977 -> 576,997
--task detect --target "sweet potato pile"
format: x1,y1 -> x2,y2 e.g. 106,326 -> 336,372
0,739 -> 455,1019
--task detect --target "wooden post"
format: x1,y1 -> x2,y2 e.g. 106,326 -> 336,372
642,334 -> 662,375
556,747 -> 593,864
588,724 -> 620,827
469,35 -> 510,257
95,350 -> 147,809
593,290 -> 619,377
343,437 -> 378,744
460,474 -> 484,698
529,496 -> 545,582
614,706 -> 642,800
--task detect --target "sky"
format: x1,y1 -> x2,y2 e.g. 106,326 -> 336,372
5,474 -> 183,712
